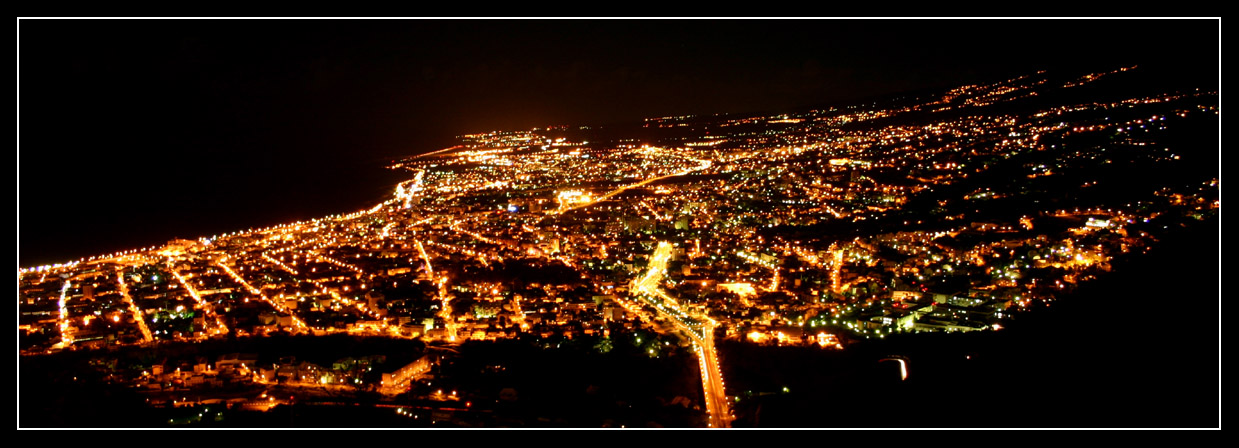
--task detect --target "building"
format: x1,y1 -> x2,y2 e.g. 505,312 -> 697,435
380,355 -> 433,394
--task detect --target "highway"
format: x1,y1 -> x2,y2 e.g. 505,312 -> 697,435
556,151 -> 711,214
633,241 -> 732,428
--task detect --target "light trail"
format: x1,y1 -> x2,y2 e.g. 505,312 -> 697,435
555,152 -> 711,214
56,280 -> 72,349
415,240 -> 434,276
880,357 -> 909,381
632,241 -> 732,428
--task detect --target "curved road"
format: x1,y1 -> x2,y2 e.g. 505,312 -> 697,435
634,241 -> 732,428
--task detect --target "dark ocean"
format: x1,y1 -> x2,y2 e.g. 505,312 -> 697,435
18,137 -> 450,268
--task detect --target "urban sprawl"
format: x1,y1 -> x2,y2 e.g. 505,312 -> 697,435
20,66 -> 1219,427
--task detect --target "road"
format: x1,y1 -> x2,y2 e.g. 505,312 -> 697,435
633,241 -> 732,428
56,280 -> 72,348
168,261 -> 229,338
116,270 -> 154,343
556,152 -> 710,214
216,256 -> 309,333
695,321 -> 729,428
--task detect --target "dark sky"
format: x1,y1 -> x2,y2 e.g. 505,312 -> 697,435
17,19 -> 1219,266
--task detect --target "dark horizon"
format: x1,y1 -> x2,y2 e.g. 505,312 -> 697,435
18,18 -> 1220,267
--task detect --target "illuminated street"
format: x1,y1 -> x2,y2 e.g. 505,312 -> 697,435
633,241 -> 732,427
19,19 -> 1219,429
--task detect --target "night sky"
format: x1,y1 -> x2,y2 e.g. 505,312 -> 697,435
17,18 -> 1219,267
